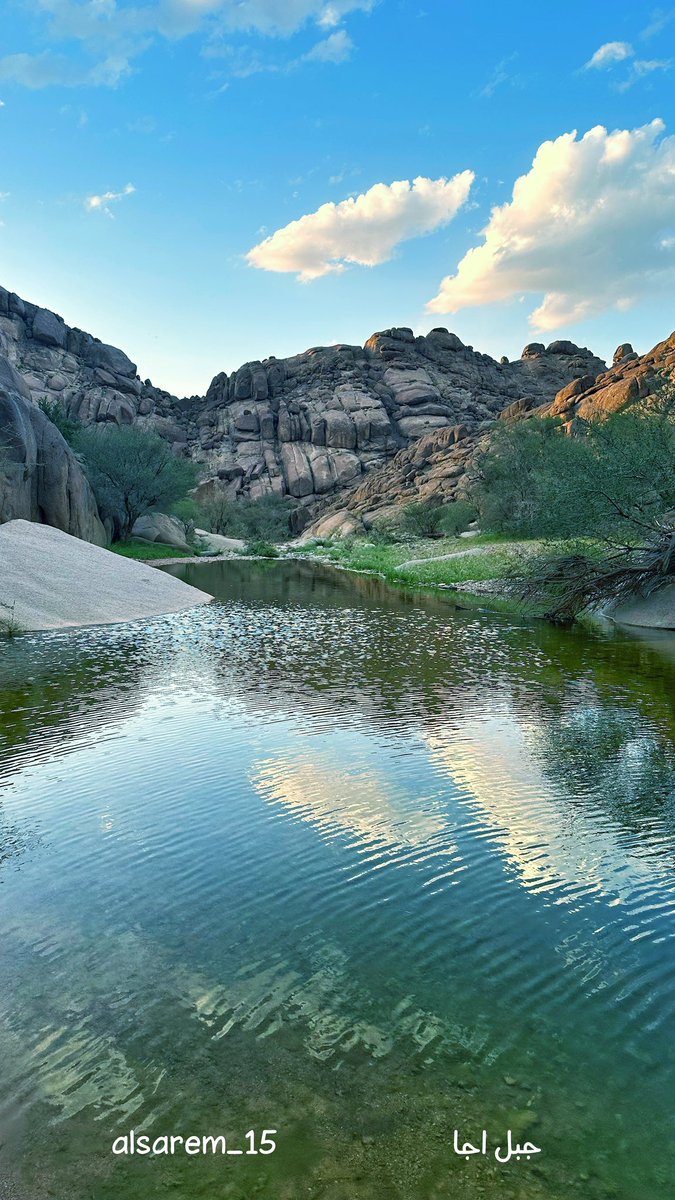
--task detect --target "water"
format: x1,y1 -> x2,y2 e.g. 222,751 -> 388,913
1,559 -> 674,1199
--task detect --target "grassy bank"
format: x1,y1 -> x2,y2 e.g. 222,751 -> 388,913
295,534 -> 535,591
109,540 -> 193,561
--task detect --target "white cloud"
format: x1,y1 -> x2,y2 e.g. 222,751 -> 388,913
0,52 -> 85,88
641,8 -> 675,39
302,29 -> 353,62
584,41 -> 634,69
0,0 -> 373,88
479,53 -> 521,99
247,172 -> 474,281
85,182 -> 135,216
618,57 -> 672,89
426,119 -> 675,331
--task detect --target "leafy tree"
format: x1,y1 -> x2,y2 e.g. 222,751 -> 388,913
470,396 -> 675,543
475,385 -> 675,622
77,424 -> 198,541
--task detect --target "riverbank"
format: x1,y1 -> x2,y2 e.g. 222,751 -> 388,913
291,534 -> 530,596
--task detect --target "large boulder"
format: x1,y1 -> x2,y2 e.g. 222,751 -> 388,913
132,513 -> 191,551
0,519 -> 211,631
0,354 -> 105,544
606,583 -> 675,630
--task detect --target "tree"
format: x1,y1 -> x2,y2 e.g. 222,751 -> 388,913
77,424 -> 198,541
475,386 -> 675,622
470,395 -> 675,542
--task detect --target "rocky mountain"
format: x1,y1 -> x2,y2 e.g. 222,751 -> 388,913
314,333 -> 675,535
0,283 -> 606,535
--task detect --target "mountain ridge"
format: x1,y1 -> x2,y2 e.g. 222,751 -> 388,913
0,283 -> 607,533
313,331 -> 675,535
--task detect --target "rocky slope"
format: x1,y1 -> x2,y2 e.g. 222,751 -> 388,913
314,333 -> 674,533
0,283 -> 606,532
0,352 -> 105,544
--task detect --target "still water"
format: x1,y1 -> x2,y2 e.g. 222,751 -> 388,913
1,560 -> 674,1199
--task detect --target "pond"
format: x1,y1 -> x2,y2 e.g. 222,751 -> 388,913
0,559 -> 674,1199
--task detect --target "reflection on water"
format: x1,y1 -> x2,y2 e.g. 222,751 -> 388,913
1,560 -> 674,1199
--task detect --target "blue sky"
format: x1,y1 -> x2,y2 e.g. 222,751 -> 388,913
0,0 -> 674,395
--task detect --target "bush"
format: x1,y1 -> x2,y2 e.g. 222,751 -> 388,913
76,424 -> 198,541
38,399 -> 81,446
199,494 -> 295,543
400,502 -> 446,538
0,600 -> 23,638
439,500 -> 476,536
244,539 -> 280,558
364,521 -> 402,545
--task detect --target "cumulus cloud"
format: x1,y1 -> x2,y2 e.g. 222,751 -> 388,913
247,173 -> 474,281
426,119 -> 675,330
85,182 -> 135,216
584,41 -> 634,69
0,0 -> 373,89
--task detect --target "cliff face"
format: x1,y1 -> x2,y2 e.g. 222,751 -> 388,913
0,353 -> 105,544
316,334 -> 674,532
0,283 -> 607,530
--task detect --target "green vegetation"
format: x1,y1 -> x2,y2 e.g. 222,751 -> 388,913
470,399 -> 675,541
299,533 -> 523,589
198,493 -> 295,543
38,399 -> 81,446
0,601 -> 23,638
108,540 -> 193,561
295,388 -> 674,623
399,499 -> 476,539
76,425 -> 198,541
468,392 -> 675,622
243,539 -> 280,558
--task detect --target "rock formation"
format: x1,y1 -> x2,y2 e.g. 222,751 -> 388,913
314,333 -> 674,533
0,283 -> 607,532
542,333 -> 675,422
0,351 -> 105,544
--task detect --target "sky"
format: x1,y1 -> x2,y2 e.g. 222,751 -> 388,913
0,0 -> 674,396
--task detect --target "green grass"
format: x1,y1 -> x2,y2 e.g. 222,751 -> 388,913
295,534 -> 532,588
109,540 -> 193,560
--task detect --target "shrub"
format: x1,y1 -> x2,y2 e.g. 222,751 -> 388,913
439,500 -> 476,536
244,539 -> 280,558
400,502 -> 446,538
199,494 -> 295,543
0,601 -> 23,638
470,398 -> 675,542
38,399 -> 81,446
